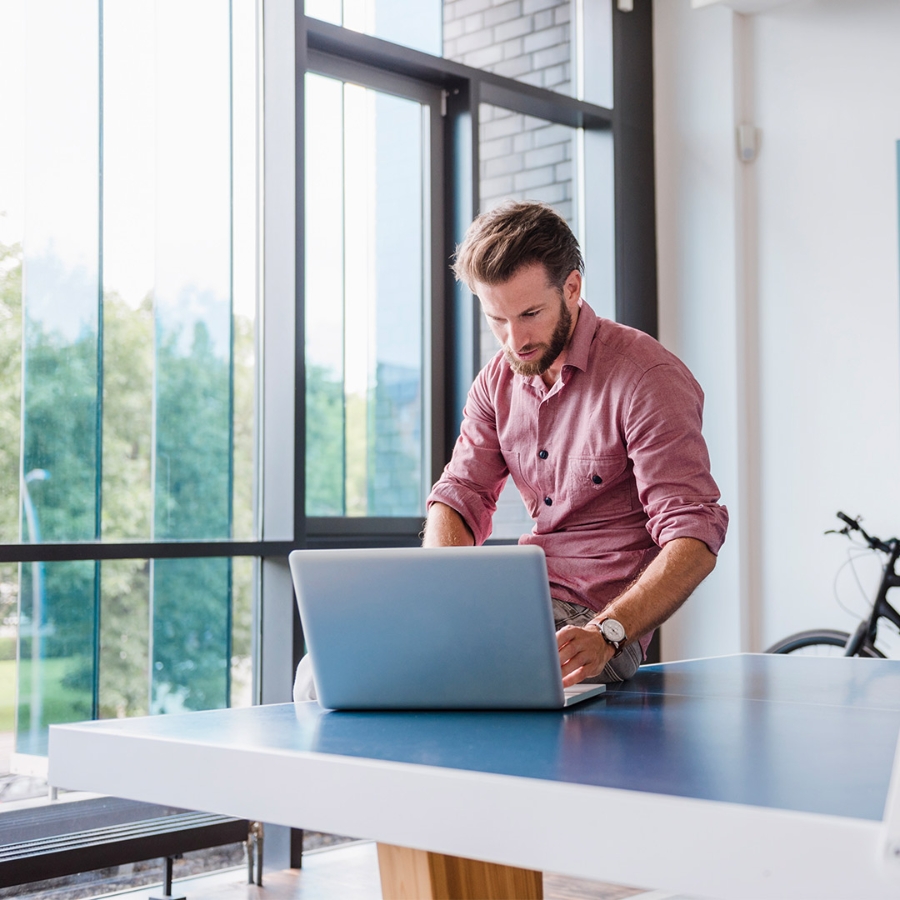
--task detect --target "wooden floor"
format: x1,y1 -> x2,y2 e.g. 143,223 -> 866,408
106,841 -> 682,900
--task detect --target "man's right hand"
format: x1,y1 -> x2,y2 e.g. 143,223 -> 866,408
557,624 -> 615,686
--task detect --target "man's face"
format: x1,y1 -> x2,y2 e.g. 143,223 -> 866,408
475,263 -> 581,378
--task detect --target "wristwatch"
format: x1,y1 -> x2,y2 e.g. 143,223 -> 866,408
592,617 -> 627,656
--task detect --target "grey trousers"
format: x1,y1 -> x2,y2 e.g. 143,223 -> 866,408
292,597 -> 643,703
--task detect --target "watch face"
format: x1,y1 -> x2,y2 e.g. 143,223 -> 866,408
601,619 -> 626,643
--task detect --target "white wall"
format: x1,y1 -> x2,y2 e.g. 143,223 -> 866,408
654,0 -> 900,659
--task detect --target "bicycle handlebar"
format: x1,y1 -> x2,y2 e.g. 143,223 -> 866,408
833,511 -> 895,554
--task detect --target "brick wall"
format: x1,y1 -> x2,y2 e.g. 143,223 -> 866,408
443,0 -> 572,93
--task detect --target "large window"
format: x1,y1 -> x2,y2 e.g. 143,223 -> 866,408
304,63 -> 441,518
301,1 -> 618,539
0,0 -> 259,781
0,0 -> 653,881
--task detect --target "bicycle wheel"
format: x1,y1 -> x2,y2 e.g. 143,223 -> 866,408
765,629 -> 885,657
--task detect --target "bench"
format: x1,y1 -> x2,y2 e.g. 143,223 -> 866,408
0,796 -> 260,894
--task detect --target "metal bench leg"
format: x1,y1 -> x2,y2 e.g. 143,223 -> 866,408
247,821 -> 264,887
150,855 -> 186,900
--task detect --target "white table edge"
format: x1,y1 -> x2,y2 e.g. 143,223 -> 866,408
49,718 -> 900,899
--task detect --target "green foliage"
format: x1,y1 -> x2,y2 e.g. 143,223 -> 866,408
15,655 -> 93,755
0,241 -> 22,545
306,365 -> 345,515
149,303 -> 232,711
99,557 -> 150,719
230,313 -> 255,700
18,561 -> 92,659
232,312 -> 254,541
0,245 -> 22,679
15,251 -> 101,729
94,294 -> 155,719
101,293 -> 153,541
154,315 -> 230,539
152,556 -> 230,712
0,660 -> 15,732
0,637 -> 15,661
21,254 -> 100,543
2,259 -> 256,733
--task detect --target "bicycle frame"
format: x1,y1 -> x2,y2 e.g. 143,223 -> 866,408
844,538 -> 900,656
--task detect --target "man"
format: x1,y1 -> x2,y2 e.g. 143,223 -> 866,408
424,200 -> 728,686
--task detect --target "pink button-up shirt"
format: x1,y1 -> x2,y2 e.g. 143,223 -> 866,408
428,300 -> 728,631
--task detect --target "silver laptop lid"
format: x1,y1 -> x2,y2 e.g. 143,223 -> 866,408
289,545 -> 570,710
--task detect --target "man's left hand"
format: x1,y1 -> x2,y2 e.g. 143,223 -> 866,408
556,624 -> 615,687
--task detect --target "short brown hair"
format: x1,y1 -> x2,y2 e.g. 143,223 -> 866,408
452,200 -> 584,292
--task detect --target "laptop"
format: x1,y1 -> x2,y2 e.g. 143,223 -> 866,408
288,545 -> 606,710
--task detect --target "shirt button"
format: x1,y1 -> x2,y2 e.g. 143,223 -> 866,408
592,474 -> 603,485
538,449 -> 548,459
544,497 -> 553,506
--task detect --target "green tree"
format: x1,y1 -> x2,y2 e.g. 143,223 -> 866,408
0,241 -> 22,631
306,365 -> 345,515
3,248 -> 257,729
230,313 -> 255,698
101,293 -> 153,541
97,292 -> 153,718
151,308 -> 231,711
0,241 -> 22,544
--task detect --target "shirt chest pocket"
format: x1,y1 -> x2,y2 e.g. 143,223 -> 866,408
566,454 -> 634,514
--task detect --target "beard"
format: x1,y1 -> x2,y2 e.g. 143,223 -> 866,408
503,297 -> 572,377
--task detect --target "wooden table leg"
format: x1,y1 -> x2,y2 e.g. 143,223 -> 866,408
377,843 -> 543,900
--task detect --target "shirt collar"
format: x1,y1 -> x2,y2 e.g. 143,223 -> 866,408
518,299 -> 597,393
561,299 -> 596,375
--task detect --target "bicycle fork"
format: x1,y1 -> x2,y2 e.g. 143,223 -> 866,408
844,620 -> 871,656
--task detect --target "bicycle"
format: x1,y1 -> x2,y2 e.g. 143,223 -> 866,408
765,511 -> 900,657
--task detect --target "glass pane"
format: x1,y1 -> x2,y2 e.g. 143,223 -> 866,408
22,0 -> 100,546
305,73 -> 427,518
99,558 -> 149,719
0,556 -> 250,794
151,558 -> 230,713
101,0 -> 258,543
230,556 -> 255,708
98,556 -> 254,719
0,0 -> 261,790
0,0 -> 259,548
153,1 -> 233,543
0,0 -> 24,549
577,0 -> 613,108
13,0 -> 101,760
232,0 -> 260,543
308,0 -> 442,56
17,560 -> 97,758
305,73 -> 346,516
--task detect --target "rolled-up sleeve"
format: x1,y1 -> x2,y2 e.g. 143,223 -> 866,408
624,363 -> 729,554
426,372 -> 510,545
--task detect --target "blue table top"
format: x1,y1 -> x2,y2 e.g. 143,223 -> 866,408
67,654 -> 900,823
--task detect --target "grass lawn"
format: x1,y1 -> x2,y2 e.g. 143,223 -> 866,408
0,658 -> 93,734
0,659 -> 15,732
